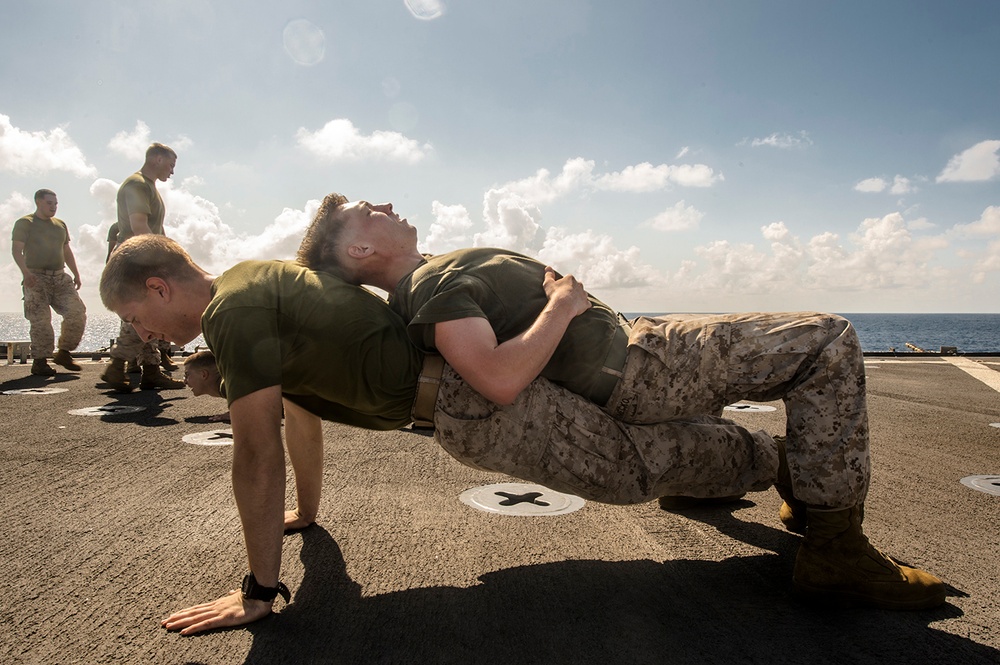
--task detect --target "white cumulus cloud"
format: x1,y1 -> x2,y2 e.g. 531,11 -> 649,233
499,158 -> 596,204
296,118 -> 432,164
422,201 -> 473,254
890,175 -> 913,195
495,156 -> 721,207
951,206 -> 1000,237
107,120 -> 193,160
855,175 -> 915,195
937,139 -> 1000,182
417,186 -> 660,290
0,114 -> 97,177
855,177 -> 887,193
741,131 -> 813,149
596,162 -> 720,190
646,201 -> 704,232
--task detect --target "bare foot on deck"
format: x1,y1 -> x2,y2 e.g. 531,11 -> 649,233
284,509 -> 315,532
207,412 -> 231,423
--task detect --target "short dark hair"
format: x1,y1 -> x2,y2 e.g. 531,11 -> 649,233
34,188 -> 56,202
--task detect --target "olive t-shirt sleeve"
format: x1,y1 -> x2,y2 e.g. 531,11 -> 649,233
404,276 -> 491,351
122,179 -> 153,217
204,306 -> 283,406
10,217 -> 29,243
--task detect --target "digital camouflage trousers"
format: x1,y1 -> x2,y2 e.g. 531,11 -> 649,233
22,272 -> 87,358
603,312 -> 870,509
433,312 -> 869,509
433,364 -> 779,506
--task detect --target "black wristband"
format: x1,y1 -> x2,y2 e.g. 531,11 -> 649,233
241,572 -> 291,603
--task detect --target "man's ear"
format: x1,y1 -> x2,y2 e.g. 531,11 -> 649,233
347,242 -> 374,259
144,276 -> 171,300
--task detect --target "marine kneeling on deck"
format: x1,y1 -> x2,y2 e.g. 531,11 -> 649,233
99,226 -> 945,636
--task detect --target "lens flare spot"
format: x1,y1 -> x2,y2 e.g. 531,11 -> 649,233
404,0 -> 445,21
283,19 -> 325,66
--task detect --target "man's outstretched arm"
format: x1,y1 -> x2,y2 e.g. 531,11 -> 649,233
282,398 -> 324,530
161,385 -> 287,635
433,267 -> 591,405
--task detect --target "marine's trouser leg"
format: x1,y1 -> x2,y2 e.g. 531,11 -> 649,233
110,321 -> 161,365
604,312 -> 870,509
49,273 -> 87,352
22,277 -> 55,359
432,366 -> 778,505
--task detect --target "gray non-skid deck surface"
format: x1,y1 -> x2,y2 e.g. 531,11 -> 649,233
1,358 -> 998,664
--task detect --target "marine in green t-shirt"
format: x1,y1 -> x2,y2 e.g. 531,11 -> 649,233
203,260 -> 421,429
10,188 -> 87,375
116,171 -> 166,241
390,248 -> 627,405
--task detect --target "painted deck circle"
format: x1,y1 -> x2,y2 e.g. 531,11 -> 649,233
182,430 -> 234,446
724,403 -> 777,413
69,405 -> 146,416
3,387 -> 69,395
960,475 -> 1000,497
459,482 -> 585,516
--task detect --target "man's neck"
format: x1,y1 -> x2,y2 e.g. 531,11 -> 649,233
366,253 -> 424,292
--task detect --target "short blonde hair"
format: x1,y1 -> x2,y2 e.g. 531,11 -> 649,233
296,192 -> 353,279
184,349 -> 219,374
100,235 -> 202,310
145,142 -> 177,160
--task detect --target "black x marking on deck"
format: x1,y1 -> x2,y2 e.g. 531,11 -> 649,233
495,491 -> 550,507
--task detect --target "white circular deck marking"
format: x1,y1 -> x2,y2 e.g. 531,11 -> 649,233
724,403 -> 777,413
459,482 -> 585,516
960,475 -> 1000,497
3,387 -> 69,395
183,430 -> 234,446
69,405 -> 146,416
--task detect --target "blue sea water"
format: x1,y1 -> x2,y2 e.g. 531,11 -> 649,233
623,312 -> 1000,354
839,313 -> 1000,354
1,311 -> 998,354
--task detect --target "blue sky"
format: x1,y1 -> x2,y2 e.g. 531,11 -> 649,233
1,0 -> 998,314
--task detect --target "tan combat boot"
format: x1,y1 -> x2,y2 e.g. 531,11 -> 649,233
52,349 -> 81,371
31,358 -> 56,376
140,364 -> 185,390
101,357 -> 131,391
793,506 -> 945,610
159,348 -> 178,371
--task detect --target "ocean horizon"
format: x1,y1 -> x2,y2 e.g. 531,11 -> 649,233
2,311 -> 999,355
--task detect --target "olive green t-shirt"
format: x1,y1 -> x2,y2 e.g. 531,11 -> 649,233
203,260 -> 422,430
116,172 -> 165,240
11,214 -> 70,270
388,248 -> 624,404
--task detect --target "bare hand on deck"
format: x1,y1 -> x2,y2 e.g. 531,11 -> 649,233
161,589 -> 273,636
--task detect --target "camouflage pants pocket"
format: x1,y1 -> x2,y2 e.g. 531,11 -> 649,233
433,403 -> 548,477
535,402 -> 640,503
434,372 -> 642,502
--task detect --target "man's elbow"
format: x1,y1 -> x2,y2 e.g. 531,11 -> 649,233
478,382 -> 523,406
